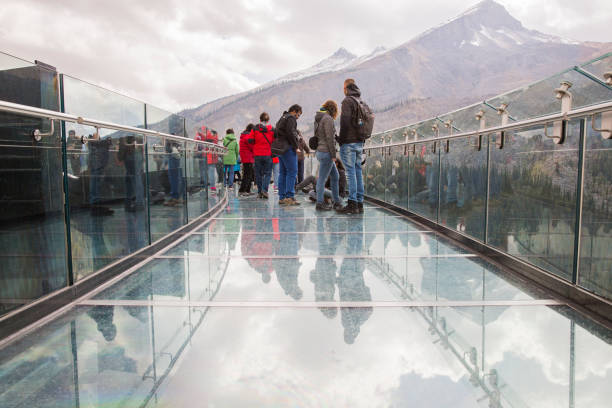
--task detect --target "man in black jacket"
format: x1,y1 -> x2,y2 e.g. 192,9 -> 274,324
276,104 -> 302,206
337,78 -> 365,214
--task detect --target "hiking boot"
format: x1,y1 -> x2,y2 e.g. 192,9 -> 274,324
357,202 -> 364,214
286,197 -> 300,206
336,200 -> 359,214
316,202 -> 333,211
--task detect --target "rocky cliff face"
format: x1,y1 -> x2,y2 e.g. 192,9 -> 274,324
182,0 -> 611,136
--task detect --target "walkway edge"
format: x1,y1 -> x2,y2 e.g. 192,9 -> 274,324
0,194 -> 228,347
364,195 -> 612,331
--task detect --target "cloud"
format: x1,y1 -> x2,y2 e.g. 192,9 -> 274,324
1,0 -> 610,113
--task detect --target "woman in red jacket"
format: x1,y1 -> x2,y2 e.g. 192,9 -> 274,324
238,124 -> 255,195
252,112 -> 275,199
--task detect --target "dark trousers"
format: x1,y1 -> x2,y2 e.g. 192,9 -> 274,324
297,159 -> 304,185
240,162 -> 254,193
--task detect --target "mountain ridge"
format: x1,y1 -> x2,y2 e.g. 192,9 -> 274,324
183,0 -> 611,135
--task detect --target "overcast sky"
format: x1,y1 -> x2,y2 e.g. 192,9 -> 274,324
1,0 -> 610,113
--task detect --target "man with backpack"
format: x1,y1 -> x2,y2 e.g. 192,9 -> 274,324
252,112 -> 275,199
337,79 -> 374,214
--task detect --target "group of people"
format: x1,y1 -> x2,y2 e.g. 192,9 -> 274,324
199,78 -> 370,215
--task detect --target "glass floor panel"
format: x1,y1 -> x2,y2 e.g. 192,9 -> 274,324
160,231 -> 472,257
92,255 -> 545,303
0,305 -> 610,407
198,215 -> 427,233
2,195 -> 611,407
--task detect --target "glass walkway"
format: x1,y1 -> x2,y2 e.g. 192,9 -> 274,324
1,194 -> 611,407
1,51 -> 612,407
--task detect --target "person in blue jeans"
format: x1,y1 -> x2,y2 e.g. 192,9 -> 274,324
338,79 -> 367,214
314,100 -> 343,211
276,104 -> 302,206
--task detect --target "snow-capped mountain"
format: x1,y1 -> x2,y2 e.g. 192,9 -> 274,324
183,0 -> 611,135
272,47 -> 358,84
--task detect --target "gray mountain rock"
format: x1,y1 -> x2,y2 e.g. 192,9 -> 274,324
183,0 -> 611,137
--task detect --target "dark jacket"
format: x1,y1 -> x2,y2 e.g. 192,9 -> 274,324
314,109 -> 337,156
339,83 -> 363,145
276,112 -> 299,150
297,135 -> 310,161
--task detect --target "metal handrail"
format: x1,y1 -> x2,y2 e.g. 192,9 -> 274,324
0,99 -> 226,152
364,100 -> 612,149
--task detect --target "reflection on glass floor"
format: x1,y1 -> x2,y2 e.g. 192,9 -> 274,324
0,193 -> 610,407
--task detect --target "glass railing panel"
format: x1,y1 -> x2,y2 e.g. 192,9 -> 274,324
485,68 -> 612,122
147,137 -> 188,243
487,120 -> 582,281
0,53 -> 59,110
364,148 -> 385,202
0,55 -> 67,316
436,102 -> 498,133
439,136 -> 488,241
386,145 -> 409,209
145,105 -> 188,241
0,111 -> 67,316
578,115 -> 612,299
414,118 -> 440,141
579,52 -> 612,84
61,75 -> 144,127
185,140 -> 208,221
65,124 -> 149,280
408,141 -> 440,220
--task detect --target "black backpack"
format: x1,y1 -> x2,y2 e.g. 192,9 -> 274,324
350,96 -> 375,140
308,121 -> 320,150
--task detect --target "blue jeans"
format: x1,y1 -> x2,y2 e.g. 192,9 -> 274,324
207,164 -> 216,188
339,143 -> 364,203
316,151 -> 340,204
168,156 -> 181,199
273,161 -> 280,189
254,156 -> 272,193
278,149 -> 298,200
224,165 -> 235,187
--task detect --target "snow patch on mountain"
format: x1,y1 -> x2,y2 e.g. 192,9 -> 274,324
268,46 -> 386,86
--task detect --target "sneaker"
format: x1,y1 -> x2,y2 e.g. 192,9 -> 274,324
316,202 -> 332,211
279,198 -> 289,206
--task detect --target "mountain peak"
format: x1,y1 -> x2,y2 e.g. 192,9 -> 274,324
332,47 -> 357,59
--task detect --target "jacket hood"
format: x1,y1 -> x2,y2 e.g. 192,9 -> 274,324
223,133 -> 236,144
315,110 -> 327,124
346,83 -> 361,98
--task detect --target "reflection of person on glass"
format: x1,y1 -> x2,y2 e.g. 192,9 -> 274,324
310,217 -> 341,319
164,135 -> 182,207
118,133 -> 144,213
88,130 -> 114,216
243,218 -> 274,283
86,306 -> 137,373
274,214 -> 303,300
338,216 -> 372,344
